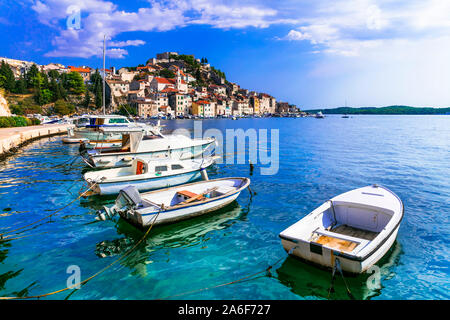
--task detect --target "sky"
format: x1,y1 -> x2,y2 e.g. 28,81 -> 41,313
1,0 -> 450,108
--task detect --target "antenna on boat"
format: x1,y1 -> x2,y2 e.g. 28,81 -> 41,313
102,34 -> 106,115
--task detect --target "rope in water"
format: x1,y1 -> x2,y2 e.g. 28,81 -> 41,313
157,256 -> 285,300
0,209 -> 161,300
0,182 -> 98,239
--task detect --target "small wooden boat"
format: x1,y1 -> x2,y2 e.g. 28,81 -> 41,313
279,185 -> 403,274
84,157 -> 214,195
101,177 -> 250,228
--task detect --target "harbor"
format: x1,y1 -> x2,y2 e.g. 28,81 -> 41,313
0,115 -> 448,299
1,0 -> 449,304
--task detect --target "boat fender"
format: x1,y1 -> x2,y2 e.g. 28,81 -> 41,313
200,168 -> 209,181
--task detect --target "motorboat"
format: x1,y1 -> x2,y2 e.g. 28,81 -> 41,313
279,185 -> 403,274
80,128 -> 217,168
315,111 -> 325,119
100,177 -> 250,228
62,115 -> 160,147
83,157 -> 214,195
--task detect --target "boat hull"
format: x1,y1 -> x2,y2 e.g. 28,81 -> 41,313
84,142 -> 214,168
121,191 -> 241,228
96,171 -> 202,195
280,226 -> 399,274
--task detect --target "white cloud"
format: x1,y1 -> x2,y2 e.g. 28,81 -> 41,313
32,0 -> 289,58
108,40 -> 146,47
281,0 -> 450,56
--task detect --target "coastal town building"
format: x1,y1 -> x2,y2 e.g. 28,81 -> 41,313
169,93 -> 192,116
0,52 -> 294,118
0,57 -> 37,78
68,66 -> 92,81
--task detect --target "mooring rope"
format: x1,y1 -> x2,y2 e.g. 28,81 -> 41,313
327,257 -> 355,300
0,182 -> 98,239
0,208 -> 162,300
157,256 -> 285,300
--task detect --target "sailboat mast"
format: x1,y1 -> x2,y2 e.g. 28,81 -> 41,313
102,35 -> 106,115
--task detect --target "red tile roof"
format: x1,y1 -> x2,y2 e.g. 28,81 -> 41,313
68,66 -> 91,73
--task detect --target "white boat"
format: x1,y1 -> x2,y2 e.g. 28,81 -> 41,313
62,115 -> 160,147
315,111 -> 325,118
279,185 -> 403,274
101,177 -> 250,228
83,157 -> 214,195
80,128 -> 216,168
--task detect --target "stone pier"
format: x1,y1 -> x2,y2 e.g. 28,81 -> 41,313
0,123 -> 73,157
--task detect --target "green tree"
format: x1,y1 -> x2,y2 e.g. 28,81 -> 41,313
83,86 -> 90,108
95,80 -> 102,109
117,104 -> 137,116
0,61 -> 16,92
25,64 -> 39,88
49,78 -> 60,101
160,68 -> 175,78
14,77 -> 27,94
48,70 -> 59,80
57,82 -> 67,100
65,72 -> 85,94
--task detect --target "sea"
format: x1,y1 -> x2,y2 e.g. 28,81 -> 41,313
0,115 -> 448,299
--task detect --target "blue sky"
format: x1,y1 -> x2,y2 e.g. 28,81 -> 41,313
1,0 -> 450,108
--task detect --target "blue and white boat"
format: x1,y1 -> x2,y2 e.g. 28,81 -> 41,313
101,177 -> 250,228
81,128 -> 216,168
84,157 -> 215,195
62,115 -> 160,147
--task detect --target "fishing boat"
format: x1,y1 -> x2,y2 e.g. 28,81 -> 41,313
100,177 -> 250,228
342,114 -> 349,118
84,157 -> 214,195
279,185 -> 403,274
80,128 -> 216,168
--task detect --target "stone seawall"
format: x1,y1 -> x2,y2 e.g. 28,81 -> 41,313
0,123 -> 73,157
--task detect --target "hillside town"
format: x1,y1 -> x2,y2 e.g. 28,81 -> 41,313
0,52 -> 302,119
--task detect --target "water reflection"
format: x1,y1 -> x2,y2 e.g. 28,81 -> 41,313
275,241 -> 403,300
94,202 -> 246,277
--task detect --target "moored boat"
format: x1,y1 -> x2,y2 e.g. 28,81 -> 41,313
84,157 -> 214,195
62,115 -> 160,147
80,129 -> 216,168
279,185 -> 403,274
101,177 -> 250,228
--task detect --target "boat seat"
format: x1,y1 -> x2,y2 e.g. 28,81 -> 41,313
311,228 -> 369,252
177,190 -> 205,202
214,186 -> 236,195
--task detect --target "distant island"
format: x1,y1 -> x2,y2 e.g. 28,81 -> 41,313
306,105 -> 450,115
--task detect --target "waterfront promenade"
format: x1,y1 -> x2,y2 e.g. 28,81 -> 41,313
0,123 -> 72,156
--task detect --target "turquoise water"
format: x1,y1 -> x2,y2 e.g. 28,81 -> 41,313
0,115 -> 449,300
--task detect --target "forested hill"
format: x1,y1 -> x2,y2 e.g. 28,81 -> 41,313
306,105 -> 450,115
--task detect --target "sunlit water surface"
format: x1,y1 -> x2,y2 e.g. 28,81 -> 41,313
0,115 -> 449,299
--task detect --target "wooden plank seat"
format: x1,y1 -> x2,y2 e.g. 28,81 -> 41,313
315,235 -> 358,252
176,187 -> 219,205
310,228 -> 370,253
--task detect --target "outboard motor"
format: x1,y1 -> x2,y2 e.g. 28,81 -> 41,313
98,186 -> 143,221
